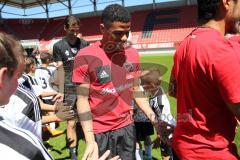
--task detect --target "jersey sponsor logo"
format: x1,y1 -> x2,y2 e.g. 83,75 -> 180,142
100,83 -> 133,94
101,88 -> 116,94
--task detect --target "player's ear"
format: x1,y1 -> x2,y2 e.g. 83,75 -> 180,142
64,25 -> 67,31
222,0 -> 232,11
0,67 -> 8,88
100,23 -> 105,34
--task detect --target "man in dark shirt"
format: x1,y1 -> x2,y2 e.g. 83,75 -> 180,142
53,15 -> 89,160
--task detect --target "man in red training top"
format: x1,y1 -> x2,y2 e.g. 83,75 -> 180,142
169,0 -> 240,159
72,4 -> 159,160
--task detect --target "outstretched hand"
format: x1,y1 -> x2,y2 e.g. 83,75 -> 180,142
157,120 -> 174,147
82,142 -> 99,160
82,142 -> 121,160
55,102 -> 76,121
152,134 -> 161,149
99,150 -> 120,160
52,93 -> 64,103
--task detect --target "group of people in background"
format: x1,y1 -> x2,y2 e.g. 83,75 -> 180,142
0,0 -> 240,160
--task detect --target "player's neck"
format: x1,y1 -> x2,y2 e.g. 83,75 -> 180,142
149,88 -> 160,98
66,36 -> 77,45
100,39 -> 106,47
27,72 -> 34,76
41,64 -> 48,68
202,19 -> 226,36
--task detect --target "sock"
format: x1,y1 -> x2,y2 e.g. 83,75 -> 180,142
135,148 -> 143,160
70,147 -> 77,160
144,144 -> 152,160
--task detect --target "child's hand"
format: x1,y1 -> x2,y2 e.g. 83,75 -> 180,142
52,92 -> 64,103
157,120 -> 174,147
152,134 -> 161,148
158,121 -> 174,135
55,102 -> 76,121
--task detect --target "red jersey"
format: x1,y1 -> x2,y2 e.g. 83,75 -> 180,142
72,42 -> 140,134
171,28 -> 240,160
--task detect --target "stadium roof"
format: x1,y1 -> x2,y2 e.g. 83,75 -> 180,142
0,0 -> 109,18
1,0 -> 67,8
0,0 -> 83,18
0,0 -> 197,18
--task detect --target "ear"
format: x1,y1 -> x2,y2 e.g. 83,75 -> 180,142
100,23 -> 105,34
30,64 -> 34,71
0,67 -> 8,88
222,0 -> 232,10
64,25 -> 67,32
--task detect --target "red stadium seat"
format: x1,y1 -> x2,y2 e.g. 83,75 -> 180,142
1,5 -> 198,49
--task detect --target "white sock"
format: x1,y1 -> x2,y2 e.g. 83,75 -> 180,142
144,144 -> 152,159
49,122 -> 56,130
135,148 -> 143,160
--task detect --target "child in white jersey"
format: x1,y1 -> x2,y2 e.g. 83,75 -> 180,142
134,68 -> 175,160
34,53 -> 64,136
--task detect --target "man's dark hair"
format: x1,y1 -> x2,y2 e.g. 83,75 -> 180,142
101,4 -> 131,26
64,15 -> 80,28
197,0 -> 221,23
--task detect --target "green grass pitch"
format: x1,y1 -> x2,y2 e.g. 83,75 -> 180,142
48,54 -> 240,159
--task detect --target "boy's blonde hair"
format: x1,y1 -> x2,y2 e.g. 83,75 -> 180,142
0,32 -> 25,76
24,57 -> 35,74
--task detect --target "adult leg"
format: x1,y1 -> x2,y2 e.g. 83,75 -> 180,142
95,131 -> 110,157
64,92 -> 78,160
113,123 -> 136,160
96,123 -> 136,160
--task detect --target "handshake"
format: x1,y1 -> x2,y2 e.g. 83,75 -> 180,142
54,102 -> 77,122
153,120 -> 175,147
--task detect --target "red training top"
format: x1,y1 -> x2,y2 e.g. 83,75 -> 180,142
171,28 -> 240,160
72,42 -> 140,134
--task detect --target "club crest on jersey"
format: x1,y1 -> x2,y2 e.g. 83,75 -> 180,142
96,65 -> 111,84
123,62 -> 134,72
65,50 -> 70,56
71,48 -> 78,54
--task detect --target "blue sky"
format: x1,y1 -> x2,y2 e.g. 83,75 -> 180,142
0,0 -> 176,18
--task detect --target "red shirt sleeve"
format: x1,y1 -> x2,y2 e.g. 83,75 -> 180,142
72,54 -> 90,84
172,49 -> 179,78
213,42 -> 240,103
125,48 -> 141,80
